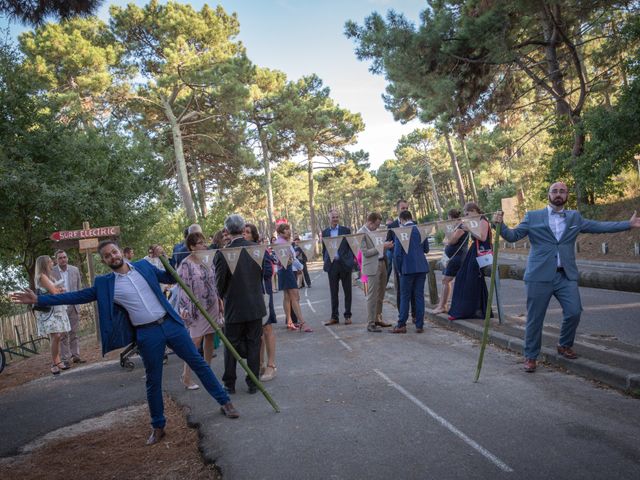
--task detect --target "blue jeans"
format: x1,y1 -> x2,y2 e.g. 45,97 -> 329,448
398,273 -> 426,329
524,272 -> 582,359
136,317 -> 230,428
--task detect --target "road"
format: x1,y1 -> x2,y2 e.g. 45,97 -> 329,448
2,262 -> 639,479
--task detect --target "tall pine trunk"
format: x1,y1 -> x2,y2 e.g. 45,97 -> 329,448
444,130 -> 466,206
258,128 -> 275,233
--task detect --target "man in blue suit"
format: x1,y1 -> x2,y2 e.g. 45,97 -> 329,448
390,210 -> 430,334
322,210 -> 355,325
494,182 -> 640,372
11,240 -> 240,445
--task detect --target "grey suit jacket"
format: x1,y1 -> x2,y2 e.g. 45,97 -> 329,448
52,265 -> 83,313
357,225 -> 381,277
500,208 -> 630,282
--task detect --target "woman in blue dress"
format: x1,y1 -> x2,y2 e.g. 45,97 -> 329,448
430,208 -> 468,314
448,202 -> 493,320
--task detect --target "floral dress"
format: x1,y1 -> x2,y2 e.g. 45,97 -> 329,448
35,282 -> 71,336
177,257 -> 220,337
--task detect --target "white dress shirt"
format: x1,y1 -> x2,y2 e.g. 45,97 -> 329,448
59,268 -> 69,291
329,226 -> 340,259
113,265 -> 167,326
547,205 -> 567,267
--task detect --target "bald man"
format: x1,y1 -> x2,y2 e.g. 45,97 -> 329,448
494,182 -> 640,373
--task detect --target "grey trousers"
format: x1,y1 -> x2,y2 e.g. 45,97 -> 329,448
366,260 -> 387,326
60,306 -> 80,360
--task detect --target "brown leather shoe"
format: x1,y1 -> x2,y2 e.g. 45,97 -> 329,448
220,402 -> 240,419
389,325 -> 407,334
375,320 -> 392,328
557,345 -> 578,359
344,318 -> 352,325
415,328 -> 424,334
524,359 -> 537,373
146,427 -> 165,446
324,319 -> 339,326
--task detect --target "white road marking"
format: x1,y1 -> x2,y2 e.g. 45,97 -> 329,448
323,325 -> 353,352
306,299 -> 317,313
374,369 -> 514,473
304,287 -> 308,298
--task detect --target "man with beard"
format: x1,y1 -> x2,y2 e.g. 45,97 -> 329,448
10,240 -> 239,445
493,182 -> 640,373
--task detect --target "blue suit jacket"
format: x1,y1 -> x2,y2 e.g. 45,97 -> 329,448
170,242 -> 189,268
500,208 -> 630,282
322,225 -> 354,272
36,260 -> 180,355
393,222 -> 430,275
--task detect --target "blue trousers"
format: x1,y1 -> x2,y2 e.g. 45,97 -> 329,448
524,271 -> 582,360
136,318 -> 230,428
398,272 -> 426,329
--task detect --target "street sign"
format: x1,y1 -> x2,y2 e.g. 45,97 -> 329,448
78,238 -> 99,251
50,226 -> 120,241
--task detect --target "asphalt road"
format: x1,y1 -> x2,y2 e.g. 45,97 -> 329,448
2,263 -> 639,480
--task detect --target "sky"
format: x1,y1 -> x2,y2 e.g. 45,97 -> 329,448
1,0 -> 426,169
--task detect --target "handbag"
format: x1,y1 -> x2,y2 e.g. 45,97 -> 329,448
32,287 -> 52,314
475,223 -> 494,269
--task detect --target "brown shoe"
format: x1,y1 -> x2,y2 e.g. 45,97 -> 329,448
324,319 -> 339,326
220,402 -> 240,419
367,324 -> 382,332
557,345 -> 578,359
146,427 -> 165,446
344,318 -> 352,325
389,325 -> 407,334
524,358 -> 537,373
415,328 -> 424,334
375,320 -> 392,328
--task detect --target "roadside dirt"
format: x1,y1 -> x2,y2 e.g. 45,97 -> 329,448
0,336 -> 219,479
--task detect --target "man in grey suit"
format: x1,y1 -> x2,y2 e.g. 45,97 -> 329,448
358,212 -> 393,332
52,250 -> 86,364
494,182 -> 640,372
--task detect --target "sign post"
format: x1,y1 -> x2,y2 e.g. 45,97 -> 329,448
82,222 -> 100,342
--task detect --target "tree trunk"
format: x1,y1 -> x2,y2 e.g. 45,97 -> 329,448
307,149 -> 317,239
163,99 -> 197,223
460,136 -> 478,203
258,128 -> 275,234
424,155 -> 443,220
194,160 -> 208,218
444,130 -> 466,206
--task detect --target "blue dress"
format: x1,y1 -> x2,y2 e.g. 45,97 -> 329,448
443,228 -> 469,277
448,219 -> 492,320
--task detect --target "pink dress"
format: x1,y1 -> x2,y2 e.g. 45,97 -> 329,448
177,257 -> 219,338
357,250 -> 368,283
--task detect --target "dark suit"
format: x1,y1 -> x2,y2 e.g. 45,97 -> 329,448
394,222 -> 430,329
214,237 -> 266,389
386,219 -> 417,318
170,241 -> 189,268
322,225 -> 354,321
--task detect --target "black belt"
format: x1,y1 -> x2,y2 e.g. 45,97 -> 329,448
135,315 -> 167,329
556,267 -> 565,273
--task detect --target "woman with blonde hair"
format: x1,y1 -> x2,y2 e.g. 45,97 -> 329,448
34,255 -> 71,375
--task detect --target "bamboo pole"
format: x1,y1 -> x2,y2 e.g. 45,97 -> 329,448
473,222 -> 502,383
159,255 -> 280,413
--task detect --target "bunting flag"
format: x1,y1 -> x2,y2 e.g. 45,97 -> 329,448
246,244 -> 269,267
297,240 -> 315,256
461,216 -> 483,238
322,235 -> 345,263
345,233 -> 365,257
418,223 -> 436,243
391,226 -> 414,254
367,230 -> 389,257
191,249 -> 217,267
220,247 -> 243,274
439,219 -> 461,241
273,243 -> 293,267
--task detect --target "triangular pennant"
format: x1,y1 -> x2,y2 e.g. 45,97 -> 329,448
418,223 -> 436,243
191,249 -> 216,267
438,220 -> 460,241
392,226 -> 414,254
461,217 -> 482,239
297,240 -> 315,256
273,243 -> 292,267
220,247 -> 243,274
345,233 -> 364,257
246,244 -> 268,268
322,235 -> 345,263
368,230 -> 389,257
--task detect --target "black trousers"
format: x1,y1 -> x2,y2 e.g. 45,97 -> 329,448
394,266 -> 416,317
301,263 -> 312,287
328,263 -> 352,320
222,318 -> 262,388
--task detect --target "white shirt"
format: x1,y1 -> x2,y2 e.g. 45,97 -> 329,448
113,265 -> 167,326
547,205 -> 566,267
59,268 -> 69,292
329,226 -> 340,259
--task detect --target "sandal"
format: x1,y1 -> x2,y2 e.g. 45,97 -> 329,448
50,364 -> 60,375
286,323 -> 299,331
298,322 -> 313,333
56,361 -> 70,371
260,365 -> 277,382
